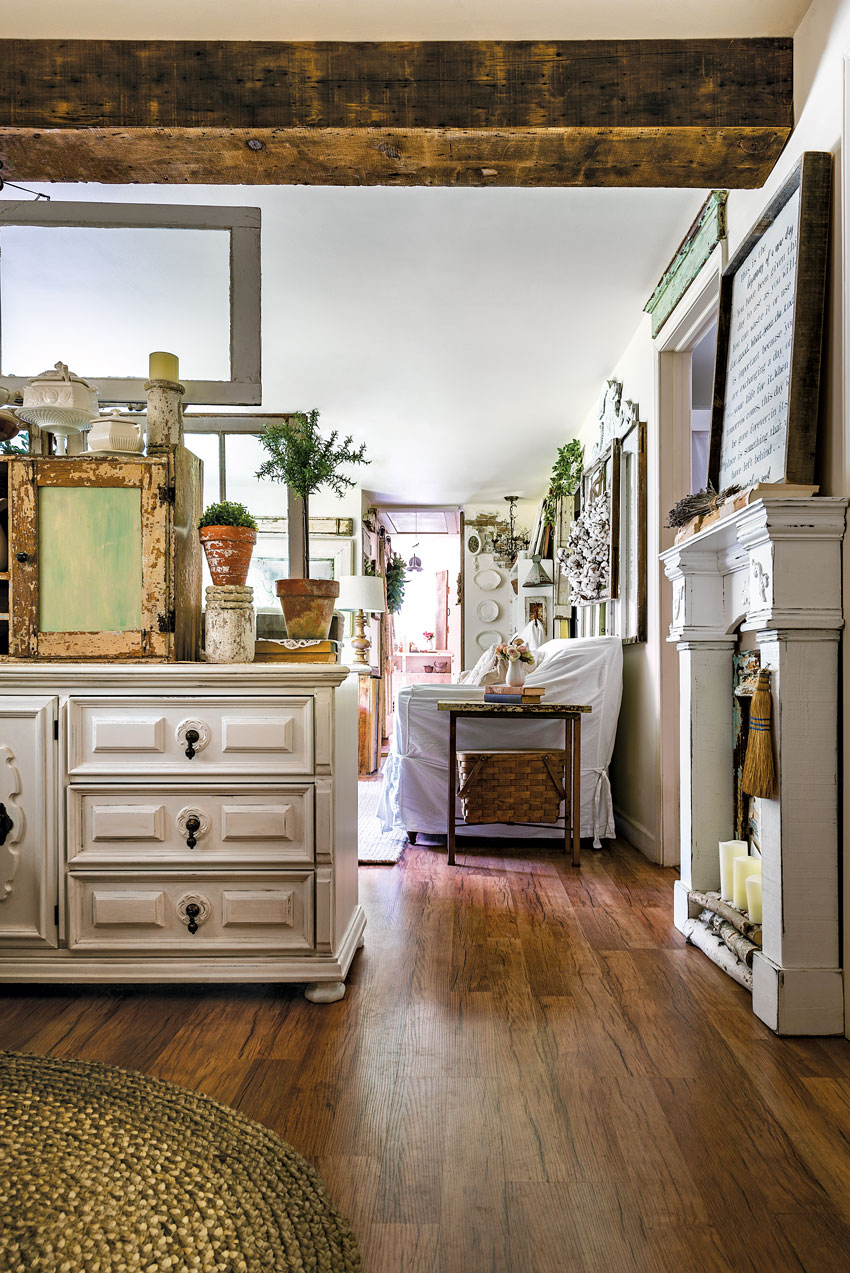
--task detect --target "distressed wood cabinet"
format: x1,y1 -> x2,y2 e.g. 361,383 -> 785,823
1,448 -> 201,661
0,663 -> 364,1000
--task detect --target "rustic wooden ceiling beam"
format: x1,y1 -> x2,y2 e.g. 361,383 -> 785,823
0,39 -> 793,188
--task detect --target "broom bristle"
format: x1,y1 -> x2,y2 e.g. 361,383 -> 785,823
742,670 -> 775,798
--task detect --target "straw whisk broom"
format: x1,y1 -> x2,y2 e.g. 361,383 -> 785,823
742,669 -> 776,798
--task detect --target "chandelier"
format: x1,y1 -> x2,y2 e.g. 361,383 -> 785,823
406,511 -> 423,572
492,496 -> 530,563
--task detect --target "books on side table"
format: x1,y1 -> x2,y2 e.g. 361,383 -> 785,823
484,684 -> 546,704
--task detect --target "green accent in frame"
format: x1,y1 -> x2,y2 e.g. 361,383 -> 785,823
38,486 -> 143,632
644,191 -> 728,338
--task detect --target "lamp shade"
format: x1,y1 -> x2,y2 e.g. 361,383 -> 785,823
336,573 -> 387,614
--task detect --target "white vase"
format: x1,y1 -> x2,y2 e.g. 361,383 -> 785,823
506,658 -> 528,687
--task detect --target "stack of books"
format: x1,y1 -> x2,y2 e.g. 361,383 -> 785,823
484,684 -> 546,705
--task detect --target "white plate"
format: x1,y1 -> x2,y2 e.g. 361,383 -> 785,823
475,568 -> 502,591
476,629 -> 503,650
477,599 -> 500,623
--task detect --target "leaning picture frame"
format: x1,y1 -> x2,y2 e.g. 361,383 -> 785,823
708,151 -> 831,491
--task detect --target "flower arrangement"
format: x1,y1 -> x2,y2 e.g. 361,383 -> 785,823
558,493 -> 610,603
422,630 -> 435,647
494,638 -> 535,667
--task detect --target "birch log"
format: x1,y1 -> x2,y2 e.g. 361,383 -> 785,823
683,917 -> 754,990
698,910 -> 758,967
689,889 -> 762,945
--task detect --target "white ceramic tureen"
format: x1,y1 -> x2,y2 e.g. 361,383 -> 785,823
16,362 -> 99,453
88,411 -> 146,455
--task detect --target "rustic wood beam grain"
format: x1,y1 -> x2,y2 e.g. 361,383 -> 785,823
0,39 -> 793,188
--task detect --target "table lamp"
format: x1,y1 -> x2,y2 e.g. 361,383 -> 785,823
336,574 -> 387,668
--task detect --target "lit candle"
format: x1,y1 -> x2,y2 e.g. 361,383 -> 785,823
148,351 -> 180,382
719,840 -> 748,902
745,875 -> 763,924
733,855 -> 761,911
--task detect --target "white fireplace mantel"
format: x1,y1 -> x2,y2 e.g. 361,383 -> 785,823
661,497 -> 847,1035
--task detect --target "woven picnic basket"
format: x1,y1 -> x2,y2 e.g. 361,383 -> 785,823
456,749 -> 567,825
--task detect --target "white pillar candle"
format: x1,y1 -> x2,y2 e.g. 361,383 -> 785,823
149,350 -> 180,382
733,854 -> 762,911
745,875 -> 763,924
719,840 -> 748,901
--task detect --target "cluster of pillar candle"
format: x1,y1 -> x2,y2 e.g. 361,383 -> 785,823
718,840 -> 762,922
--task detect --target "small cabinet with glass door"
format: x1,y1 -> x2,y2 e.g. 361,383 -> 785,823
1,448 -> 202,661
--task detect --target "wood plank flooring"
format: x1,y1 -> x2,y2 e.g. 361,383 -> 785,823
3,838 -> 850,1272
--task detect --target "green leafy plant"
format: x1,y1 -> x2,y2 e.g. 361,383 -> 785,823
544,438 -> 585,528
385,552 -> 407,615
256,409 -> 369,577
550,439 -> 584,500
198,501 -> 258,530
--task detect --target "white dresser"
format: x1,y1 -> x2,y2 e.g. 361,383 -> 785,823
0,663 -> 364,1001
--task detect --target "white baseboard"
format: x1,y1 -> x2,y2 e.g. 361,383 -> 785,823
614,807 -> 659,862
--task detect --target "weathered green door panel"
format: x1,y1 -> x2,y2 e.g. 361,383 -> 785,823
38,486 -> 142,632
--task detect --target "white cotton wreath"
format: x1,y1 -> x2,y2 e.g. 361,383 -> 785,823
557,493 -> 610,604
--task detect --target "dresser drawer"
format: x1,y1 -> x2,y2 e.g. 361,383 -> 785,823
67,696 -> 313,777
67,785 -> 314,869
67,871 -> 314,952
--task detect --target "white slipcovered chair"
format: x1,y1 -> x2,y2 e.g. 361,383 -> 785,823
377,636 -> 623,848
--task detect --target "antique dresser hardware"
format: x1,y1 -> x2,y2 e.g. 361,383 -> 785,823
184,815 -> 202,849
177,892 -> 211,935
175,719 -> 210,760
0,804 -> 13,846
184,902 -> 201,934
184,729 -> 200,759
15,552 -> 29,563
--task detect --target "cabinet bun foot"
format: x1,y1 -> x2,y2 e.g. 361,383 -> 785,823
304,980 -> 346,1003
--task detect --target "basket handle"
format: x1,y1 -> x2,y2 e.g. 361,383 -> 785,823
457,756 -> 486,797
542,754 -> 567,800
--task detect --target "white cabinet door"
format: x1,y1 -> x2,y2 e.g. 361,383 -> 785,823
0,696 -> 57,948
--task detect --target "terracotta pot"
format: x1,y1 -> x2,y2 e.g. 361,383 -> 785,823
275,578 -> 340,640
199,525 -> 257,586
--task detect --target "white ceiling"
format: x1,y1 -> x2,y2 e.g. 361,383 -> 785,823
19,180 -> 706,504
4,0 -> 814,38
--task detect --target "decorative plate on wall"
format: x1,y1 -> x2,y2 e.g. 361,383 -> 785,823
475,568 -> 502,591
476,629 -> 503,650
467,532 -> 482,555
477,599 -> 500,623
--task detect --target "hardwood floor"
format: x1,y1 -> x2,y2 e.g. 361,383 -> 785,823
3,839 -> 850,1272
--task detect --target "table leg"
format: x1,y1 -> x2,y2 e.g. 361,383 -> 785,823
448,711 -> 457,866
572,716 -> 581,867
563,716 -> 571,859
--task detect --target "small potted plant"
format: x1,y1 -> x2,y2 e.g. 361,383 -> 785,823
494,638 -> 536,687
198,501 -> 258,586
256,409 -> 369,639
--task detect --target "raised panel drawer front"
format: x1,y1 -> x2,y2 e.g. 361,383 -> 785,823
67,871 -> 314,952
67,785 -> 315,868
67,696 -> 314,777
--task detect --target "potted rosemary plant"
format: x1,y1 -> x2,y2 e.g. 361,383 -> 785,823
256,410 -> 369,639
198,501 -> 258,586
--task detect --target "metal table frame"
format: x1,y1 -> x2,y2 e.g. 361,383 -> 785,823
437,701 -> 591,867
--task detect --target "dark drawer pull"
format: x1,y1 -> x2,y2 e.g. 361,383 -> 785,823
184,815 -> 201,849
0,803 -> 12,846
15,552 -> 29,564
184,728 -> 200,759
185,903 -> 201,935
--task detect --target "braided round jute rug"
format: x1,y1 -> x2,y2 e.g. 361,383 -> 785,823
0,1050 -> 361,1273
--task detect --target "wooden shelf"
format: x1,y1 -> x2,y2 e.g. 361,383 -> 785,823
0,572 -> 9,581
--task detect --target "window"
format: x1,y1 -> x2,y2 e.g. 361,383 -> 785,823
0,201 -> 261,405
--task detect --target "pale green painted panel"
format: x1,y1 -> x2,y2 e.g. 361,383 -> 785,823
38,486 -> 142,632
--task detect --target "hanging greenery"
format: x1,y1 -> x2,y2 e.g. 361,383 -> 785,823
385,552 -> 407,614
550,439 -> 584,500
543,438 -> 584,528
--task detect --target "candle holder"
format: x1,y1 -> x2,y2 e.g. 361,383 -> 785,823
145,378 -> 185,452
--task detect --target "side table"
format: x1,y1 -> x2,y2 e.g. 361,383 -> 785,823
437,701 -> 592,867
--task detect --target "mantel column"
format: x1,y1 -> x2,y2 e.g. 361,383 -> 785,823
672,639 -> 737,931
751,628 -> 844,1035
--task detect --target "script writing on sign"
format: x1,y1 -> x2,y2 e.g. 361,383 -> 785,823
718,187 -> 800,489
